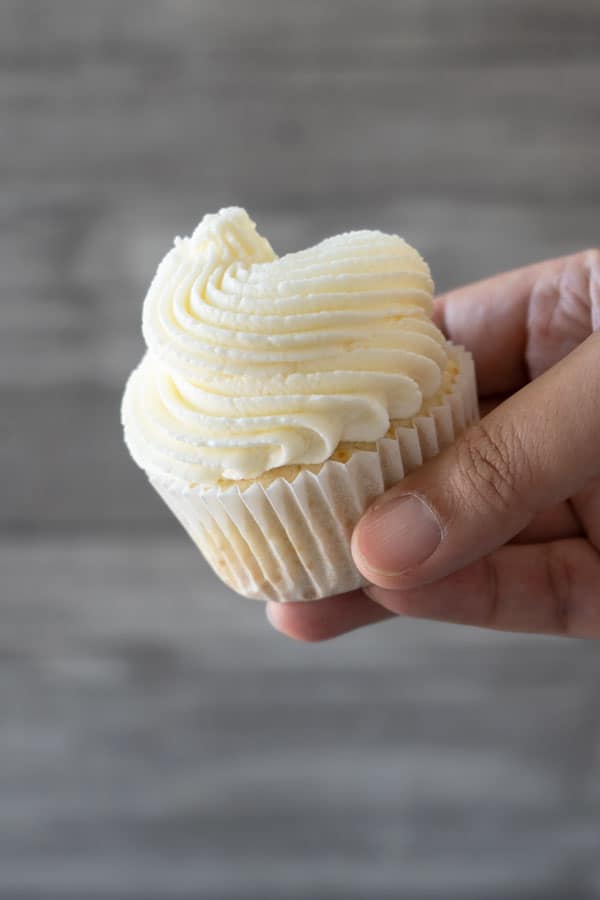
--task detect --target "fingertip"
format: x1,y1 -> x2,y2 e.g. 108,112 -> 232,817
265,598 -> 337,643
265,600 -> 282,631
351,511 -> 400,587
265,591 -> 395,642
351,493 -> 443,588
350,521 -> 370,581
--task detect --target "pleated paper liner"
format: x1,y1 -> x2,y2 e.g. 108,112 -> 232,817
150,344 -> 478,603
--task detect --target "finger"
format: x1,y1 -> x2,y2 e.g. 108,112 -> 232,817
353,332 -> 600,590
266,591 -> 395,642
265,504 -> 582,643
512,501 -> 583,544
365,538 -> 600,638
571,479 -> 600,550
434,250 -> 593,395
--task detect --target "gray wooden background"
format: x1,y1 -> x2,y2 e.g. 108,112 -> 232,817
3,2 -> 600,897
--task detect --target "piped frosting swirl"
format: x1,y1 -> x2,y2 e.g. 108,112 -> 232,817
122,207 -> 446,484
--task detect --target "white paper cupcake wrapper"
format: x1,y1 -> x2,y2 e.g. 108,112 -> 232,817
150,344 -> 478,603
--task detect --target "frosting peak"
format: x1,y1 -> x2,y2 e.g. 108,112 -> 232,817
122,207 -> 446,484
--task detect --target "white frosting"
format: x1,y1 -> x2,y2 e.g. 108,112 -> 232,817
122,207 -> 446,484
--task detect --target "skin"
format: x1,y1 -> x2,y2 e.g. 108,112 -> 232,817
267,248 -> 600,642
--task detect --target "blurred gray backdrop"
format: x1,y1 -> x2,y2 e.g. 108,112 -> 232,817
3,2 -> 600,898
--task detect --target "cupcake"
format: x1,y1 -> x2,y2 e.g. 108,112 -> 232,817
122,207 -> 478,602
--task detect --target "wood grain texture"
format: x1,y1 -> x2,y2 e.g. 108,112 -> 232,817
3,1 -> 600,897
4,537 -> 600,900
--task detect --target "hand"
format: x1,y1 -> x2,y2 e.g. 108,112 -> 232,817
267,249 -> 600,641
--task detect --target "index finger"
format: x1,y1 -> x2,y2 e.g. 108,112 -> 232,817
433,253 -> 579,396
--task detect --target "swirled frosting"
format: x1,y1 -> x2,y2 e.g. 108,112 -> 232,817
122,207 -> 447,485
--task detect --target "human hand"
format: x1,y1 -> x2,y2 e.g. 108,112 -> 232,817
267,249 -> 600,641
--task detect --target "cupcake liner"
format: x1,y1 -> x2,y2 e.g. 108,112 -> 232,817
150,344 -> 478,603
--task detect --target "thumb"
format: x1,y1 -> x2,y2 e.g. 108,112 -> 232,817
352,332 -> 600,590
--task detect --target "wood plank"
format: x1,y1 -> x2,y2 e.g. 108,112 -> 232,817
3,0 -> 600,531
3,2 -> 600,895
2,0 -> 600,394
2,536 -> 600,898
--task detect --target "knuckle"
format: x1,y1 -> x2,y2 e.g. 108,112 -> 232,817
526,249 -> 600,374
585,248 -> 600,333
584,246 -> 600,267
455,421 -> 527,515
564,249 -> 600,312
